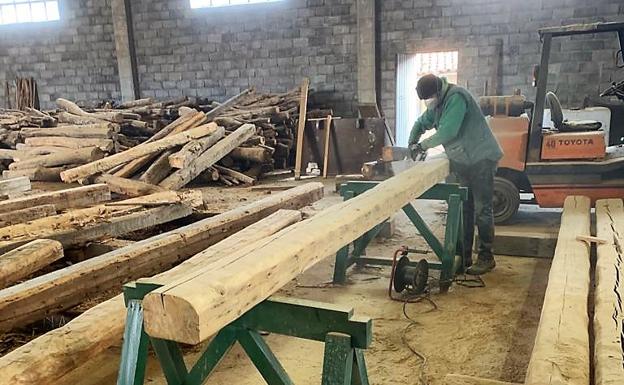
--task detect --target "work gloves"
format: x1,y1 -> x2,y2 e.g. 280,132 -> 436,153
409,143 -> 427,161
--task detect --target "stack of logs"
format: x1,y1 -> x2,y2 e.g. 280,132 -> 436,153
0,80 -> 309,185
58,83 -> 307,188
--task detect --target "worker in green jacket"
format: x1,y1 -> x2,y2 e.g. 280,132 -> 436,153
409,74 -> 503,276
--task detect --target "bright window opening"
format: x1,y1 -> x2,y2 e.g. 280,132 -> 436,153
396,51 -> 459,147
0,0 -> 59,25
190,0 -> 282,9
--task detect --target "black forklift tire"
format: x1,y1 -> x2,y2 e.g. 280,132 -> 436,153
493,177 -> 520,224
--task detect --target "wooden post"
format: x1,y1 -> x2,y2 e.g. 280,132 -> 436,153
525,196 -> 591,385
322,115 -> 333,178
142,159 -> 449,344
294,78 -> 310,180
594,199 -> 624,385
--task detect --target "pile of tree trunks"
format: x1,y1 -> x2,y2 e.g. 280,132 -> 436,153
0,80 -> 310,184
57,81 -> 309,189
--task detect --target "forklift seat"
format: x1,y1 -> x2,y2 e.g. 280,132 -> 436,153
546,92 -> 603,132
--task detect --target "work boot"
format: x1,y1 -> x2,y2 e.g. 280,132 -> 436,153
465,258 -> 496,276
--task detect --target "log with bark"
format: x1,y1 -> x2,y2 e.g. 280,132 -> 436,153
8,146 -> 104,170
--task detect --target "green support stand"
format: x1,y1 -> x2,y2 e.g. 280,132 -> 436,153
117,281 -> 373,385
333,182 -> 471,291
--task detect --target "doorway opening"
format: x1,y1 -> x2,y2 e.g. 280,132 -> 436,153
395,51 -> 459,146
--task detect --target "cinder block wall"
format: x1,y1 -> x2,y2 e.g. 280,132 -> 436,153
0,0 -> 120,108
0,0 -> 623,122
379,0 -> 624,129
131,0 -> 358,116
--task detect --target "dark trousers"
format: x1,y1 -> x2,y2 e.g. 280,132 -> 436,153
452,159 -> 497,265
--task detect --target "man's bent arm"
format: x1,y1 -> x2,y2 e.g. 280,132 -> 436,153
420,95 -> 467,150
408,108 -> 435,145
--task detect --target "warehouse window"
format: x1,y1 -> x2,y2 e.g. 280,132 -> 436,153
0,0 -> 59,25
190,0 -> 281,9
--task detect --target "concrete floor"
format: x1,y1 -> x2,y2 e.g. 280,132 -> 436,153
59,179 -> 557,385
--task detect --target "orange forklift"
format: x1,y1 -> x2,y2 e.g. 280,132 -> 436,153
485,21 -> 624,223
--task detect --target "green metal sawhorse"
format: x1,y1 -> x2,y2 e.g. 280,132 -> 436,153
333,182 -> 471,292
117,281 -> 373,385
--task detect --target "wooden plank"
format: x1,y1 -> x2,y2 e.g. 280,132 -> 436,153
94,174 -> 165,198
525,196 -> 591,385
445,374 -> 520,385
594,199 -> 624,385
322,115 -> 332,178
159,124 -> 256,190
0,176 -> 31,197
24,137 -> 115,152
0,239 -> 63,289
9,147 -> 104,170
168,126 -> 226,169
213,165 -> 255,185
142,158 -> 449,344
20,124 -> 117,139
60,123 -> 219,183
0,204 -> 56,227
0,209 -> 302,385
0,190 -> 202,254
0,183 -> 322,334
294,78 -> 310,180
0,184 -> 110,214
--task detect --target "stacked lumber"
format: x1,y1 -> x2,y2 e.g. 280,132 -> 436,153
141,158 -> 449,344
594,199 -> 624,385
0,209 -> 307,385
0,182 -> 323,333
525,196 -> 591,385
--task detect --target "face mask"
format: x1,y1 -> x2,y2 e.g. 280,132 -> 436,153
425,97 -> 438,108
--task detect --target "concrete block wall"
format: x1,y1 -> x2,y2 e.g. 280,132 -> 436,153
0,0 -> 120,109
131,0 -> 358,116
379,0 -> 624,129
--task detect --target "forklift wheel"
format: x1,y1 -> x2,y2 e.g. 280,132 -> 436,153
493,177 -> 520,224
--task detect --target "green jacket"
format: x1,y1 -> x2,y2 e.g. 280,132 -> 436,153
409,78 -> 503,165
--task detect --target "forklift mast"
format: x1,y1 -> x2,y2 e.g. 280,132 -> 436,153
527,22 -> 624,163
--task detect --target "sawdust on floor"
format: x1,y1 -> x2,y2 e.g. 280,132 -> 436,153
59,184 -> 551,385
